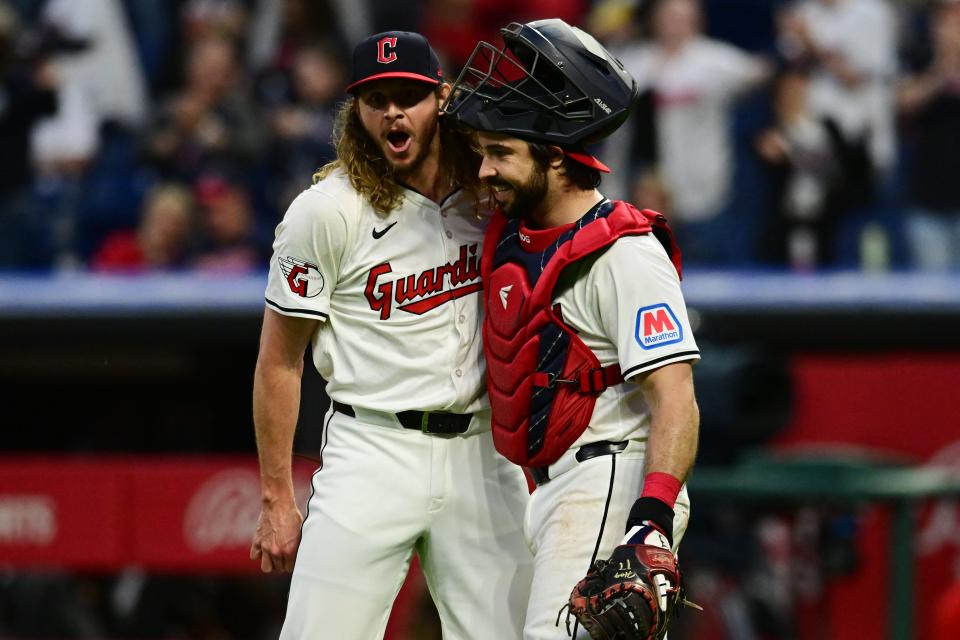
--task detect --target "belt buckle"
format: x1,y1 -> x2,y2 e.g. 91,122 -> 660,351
418,411 -> 470,435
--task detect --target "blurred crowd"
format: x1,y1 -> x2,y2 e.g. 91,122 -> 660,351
0,0 -> 957,273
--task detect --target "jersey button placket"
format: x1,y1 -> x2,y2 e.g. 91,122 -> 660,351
437,203 -> 464,405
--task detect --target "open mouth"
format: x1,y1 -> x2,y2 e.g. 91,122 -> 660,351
386,130 -> 412,153
487,181 -> 513,202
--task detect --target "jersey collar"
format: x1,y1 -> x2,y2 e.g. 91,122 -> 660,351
397,180 -> 463,210
518,220 -> 576,253
517,199 -> 609,253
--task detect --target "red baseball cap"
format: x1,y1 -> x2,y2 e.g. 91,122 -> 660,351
346,31 -> 443,94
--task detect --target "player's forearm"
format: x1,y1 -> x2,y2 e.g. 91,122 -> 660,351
625,367 -> 699,540
643,390 -> 699,483
253,358 -> 304,504
635,361 -> 700,483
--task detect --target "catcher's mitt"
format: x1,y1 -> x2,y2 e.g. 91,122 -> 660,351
564,543 -> 687,639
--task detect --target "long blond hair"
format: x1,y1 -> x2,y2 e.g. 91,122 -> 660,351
314,92 -> 481,215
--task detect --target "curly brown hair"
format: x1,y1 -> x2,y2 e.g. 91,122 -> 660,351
313,91 -> 481,215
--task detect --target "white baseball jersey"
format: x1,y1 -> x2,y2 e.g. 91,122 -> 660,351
518,214 -> 700,449
264,168 -> 489,415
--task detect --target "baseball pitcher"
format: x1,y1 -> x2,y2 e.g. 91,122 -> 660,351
250,31 -> 533,639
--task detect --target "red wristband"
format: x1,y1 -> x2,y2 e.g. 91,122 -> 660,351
640,472 -> 682,509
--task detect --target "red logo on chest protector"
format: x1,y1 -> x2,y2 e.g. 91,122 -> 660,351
377,37 -> 398,64
364,244 -> 481,319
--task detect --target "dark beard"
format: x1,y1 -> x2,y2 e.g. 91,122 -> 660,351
494,164 -> 548,220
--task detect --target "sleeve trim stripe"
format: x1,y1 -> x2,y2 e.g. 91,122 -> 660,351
265,297 -> 329,319
622,350 -> 700,379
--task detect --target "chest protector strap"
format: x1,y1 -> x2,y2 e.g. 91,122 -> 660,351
530,362 -> 625,395
481,201 -> 681,467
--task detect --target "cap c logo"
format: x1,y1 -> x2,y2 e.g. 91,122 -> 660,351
377,37 -> 398,64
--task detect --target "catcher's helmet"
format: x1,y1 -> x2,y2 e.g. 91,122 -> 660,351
443,19 -> 638,147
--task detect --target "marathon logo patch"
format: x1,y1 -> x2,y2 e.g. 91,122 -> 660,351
279,256 -> 325,298
635,303 -> 682,350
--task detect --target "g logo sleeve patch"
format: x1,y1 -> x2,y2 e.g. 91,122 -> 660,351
280,256 -> 325,298
635,303 -> 683,349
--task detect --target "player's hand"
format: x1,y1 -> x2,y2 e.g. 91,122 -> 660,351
566,539 -> 686,639
621,523 -> 673,612
250,498 -> 303,574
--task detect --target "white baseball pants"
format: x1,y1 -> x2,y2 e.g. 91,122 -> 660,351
521,443 -> 691,639
279,407 -> 533,639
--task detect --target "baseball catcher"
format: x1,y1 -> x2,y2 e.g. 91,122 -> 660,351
445,16 -> 702,640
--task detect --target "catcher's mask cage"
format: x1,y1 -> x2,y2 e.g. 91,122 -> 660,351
442,19 -> 639,147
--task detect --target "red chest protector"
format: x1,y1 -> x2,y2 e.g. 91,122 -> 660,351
481,200 -> 682,467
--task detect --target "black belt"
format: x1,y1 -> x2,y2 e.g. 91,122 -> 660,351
528,440 -> 629,486
331,400 -> 472,435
